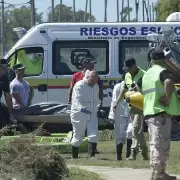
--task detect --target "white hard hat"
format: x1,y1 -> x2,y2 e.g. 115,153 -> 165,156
166,12 -> 180,22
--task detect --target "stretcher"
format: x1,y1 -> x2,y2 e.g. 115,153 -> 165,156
0,131 -> 88,154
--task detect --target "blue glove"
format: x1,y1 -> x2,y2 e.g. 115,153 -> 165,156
80,107 -> 92,114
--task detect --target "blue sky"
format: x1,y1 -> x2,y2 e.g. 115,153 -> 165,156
5,0 -> 157,21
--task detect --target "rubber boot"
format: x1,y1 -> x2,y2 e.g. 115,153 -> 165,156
72,146 -> 79,159
127,149 -> 137,160
88,142 -> 97,158
154,170 -> 177,180
126,139 -> 132,159
141,146 -> 149,160
116,143 -> 123,160
95,145 -> 100,154
150,167 -> 155,180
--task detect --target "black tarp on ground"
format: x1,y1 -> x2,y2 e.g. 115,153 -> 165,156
12,102 -> 71,116
7,102 -> 180,140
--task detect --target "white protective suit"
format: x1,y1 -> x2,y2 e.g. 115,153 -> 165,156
70,78 -> 100,147
108,81 -> 132,145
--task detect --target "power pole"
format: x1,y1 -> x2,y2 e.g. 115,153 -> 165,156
84,0 -> 88,22
135,0 -> 139,22
149,5 -> 151,21
121,0 -> 124,22
30,0 -> 36,26
127,0 -> 130,22
144,1 -> 149,22
73,0 -> 75,22
152,3 -> 155,21
116,0 -> 119,22
142,0 -> 145,21
59,0 -> 62,22
89,0 -> 92,21
1,0 -> 5,56
104,0 -> 107,22
52,0 -> 54,22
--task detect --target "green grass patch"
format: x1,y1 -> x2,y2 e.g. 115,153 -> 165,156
65,167 -> 103,180
64,132 -> 180,175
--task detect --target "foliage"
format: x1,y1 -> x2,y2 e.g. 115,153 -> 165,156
155,0 -> 180,21
0,4 -> 96,53
1,5 -> 43,51
120,6 -> 133,22
0,134 -> 69,180
47,4 -> 96,22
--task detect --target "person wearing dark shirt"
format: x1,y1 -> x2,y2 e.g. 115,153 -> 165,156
0,59 -> 13,127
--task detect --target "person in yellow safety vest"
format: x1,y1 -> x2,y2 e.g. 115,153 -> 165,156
141,50 -> 178,180
113,57 -> 148,161
10,50 -> 43,75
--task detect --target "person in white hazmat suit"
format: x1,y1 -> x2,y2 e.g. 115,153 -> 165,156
70,70 -> 100,159
109,75 -> 132,160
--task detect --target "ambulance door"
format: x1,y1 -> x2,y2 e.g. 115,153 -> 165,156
48,38 -> 110,104
8,45 -> 48,104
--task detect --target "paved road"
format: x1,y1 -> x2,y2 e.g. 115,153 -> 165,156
69,165 -> 180,180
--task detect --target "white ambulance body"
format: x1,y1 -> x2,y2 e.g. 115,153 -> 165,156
4,22 -> 180,108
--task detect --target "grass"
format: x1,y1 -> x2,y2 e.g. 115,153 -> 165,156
65,167 -> 103,180
63,131 -> 180,175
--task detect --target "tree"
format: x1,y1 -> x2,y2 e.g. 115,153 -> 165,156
1,5 -> 43,50
120,7 -> 133,22
47,4 -> 96,22
155,0 -> 180,21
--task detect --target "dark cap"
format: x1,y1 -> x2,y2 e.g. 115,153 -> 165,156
81,57 -> 97,65
0,59 -> 7,65
151,50 -> 165,60
13,63 -> 26,70
123,57 -> 136,70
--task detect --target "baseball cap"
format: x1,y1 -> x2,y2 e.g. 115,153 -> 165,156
13,63 -> 26,70
81,57 -> 97,65
123,57 -> 136,70
151,50 -> 165,60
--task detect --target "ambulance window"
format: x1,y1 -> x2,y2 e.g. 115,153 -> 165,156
8,47 -> 44,77
52,40 -> 109,75
119,40 -> 149,73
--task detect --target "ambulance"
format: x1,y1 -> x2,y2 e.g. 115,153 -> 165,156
3,14 -> 180,129
4,21 -> 180,106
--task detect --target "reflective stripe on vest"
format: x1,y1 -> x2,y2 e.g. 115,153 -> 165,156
143,88 -> 165,95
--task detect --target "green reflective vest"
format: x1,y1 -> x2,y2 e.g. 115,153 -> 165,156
125,68 -> 145,90
142,64 -> 180,116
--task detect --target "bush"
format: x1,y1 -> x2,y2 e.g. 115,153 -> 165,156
0,134 -> 69,180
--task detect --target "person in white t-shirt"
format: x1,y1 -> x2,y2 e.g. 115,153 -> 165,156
10,64 -> 31,110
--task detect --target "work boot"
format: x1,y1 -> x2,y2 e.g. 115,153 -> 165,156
154,171 -> 177,180
127,149 -> 137,160
88,142 -> 97,158
141,146 -> 149,160
116,143 -> 123,160
126,139 -> 132,159
72,146 -> 79,159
